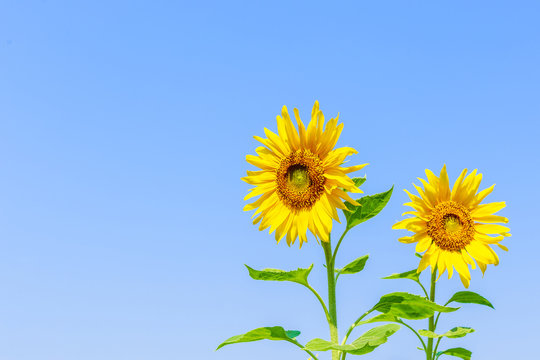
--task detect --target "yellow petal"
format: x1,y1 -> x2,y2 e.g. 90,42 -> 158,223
470,184 -> 495,207
341,163 -> 369,174
437,252 -> 447,280
392,217 -> 424,230
244,183 -> 275,200
425,168 -> 439,188
263,128 -> 290,156
497,243 -> 509,251
462,172 -> 484,206
438,165 -> 451,202
418,251 -> 431,273
475,224 -> 511,235
474,215 -> 509,224
243,191 -> 274,212
246,154 -> 276,170
461,249 -> 476,270
477,260 -> 487,275
417,178 -> 439,207
399,236 -> 415,244
333,188 -> 360,206
293,107 -> 307,148
475,233 -> 504,244
418,245 -> 437,273
451,168 -> 468,201
280,105 -> 300,150
446,253 -> 454,279
451,252 -> 470,284
466,241 -> 498,265
471,201 -> 506,217
415,236 -> 432,252
459,273 -> 471,288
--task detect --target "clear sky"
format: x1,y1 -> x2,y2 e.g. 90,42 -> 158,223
0,1 -> 539,360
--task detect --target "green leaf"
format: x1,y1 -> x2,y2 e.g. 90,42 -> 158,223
216,326 -> 300,350
352,176 -> 367,188
285,330 -> 301,338
245,264 -> 313,286
304,324 -> 400,355
446,291 -> 494,309
436,347 -> 472,360
382,269 -> 420,282
374,292 -> 459,320
419,327 -> 474,339
355,313 -> 400,326
343,186 -> 393,229
337,255 -> 369,276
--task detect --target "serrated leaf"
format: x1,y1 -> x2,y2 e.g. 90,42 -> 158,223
304,324 -> 400,355
217,326 -> 300,350
337,255 -> 369,276
382,269 -> 420,282
245,264 -> 313,286
303,338 -> 337,351
352,176 -> 367,188
343,186 -> 393,229
436,347 -> 472,360
419,327 -> 474,339
348,324 -> 401,355
374,292 -> 458,320
446,291 -> 494,309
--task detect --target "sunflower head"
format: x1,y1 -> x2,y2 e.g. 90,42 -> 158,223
242,101 -> 368,247
392,165 -> 510,288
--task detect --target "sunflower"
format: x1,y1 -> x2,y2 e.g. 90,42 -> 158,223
392,165 -> 510,288
242,101 -> 367,247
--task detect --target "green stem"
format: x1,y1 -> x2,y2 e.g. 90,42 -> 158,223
322,239 -> 339,360
288,339 -> 320,360
305,284 -> 331,324
331,227 -> 350,266
341,309 -> 375,345
426,268 -> 437,360
340,309 -> 375,360
433,311 -> 442,330
397,320 -> 427,352
416,280 -> 429,299
433,337 -> 442,359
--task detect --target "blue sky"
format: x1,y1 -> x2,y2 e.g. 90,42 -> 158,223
0,1 -> 539,359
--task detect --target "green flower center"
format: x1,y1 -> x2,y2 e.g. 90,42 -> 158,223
276,150 -> 326,211
444,214 -> 463,233
287,165 -> 311,190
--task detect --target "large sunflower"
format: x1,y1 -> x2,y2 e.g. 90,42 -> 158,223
242,101 -> 367,247
392,165 -> 510,288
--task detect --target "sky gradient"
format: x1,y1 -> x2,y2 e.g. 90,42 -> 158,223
1,1 -> 539,359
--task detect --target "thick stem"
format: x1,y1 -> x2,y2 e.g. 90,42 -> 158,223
322,240 -> 339,360
426,269 -> 437,360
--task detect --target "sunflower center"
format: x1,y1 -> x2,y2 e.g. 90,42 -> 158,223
444,214 -> 463,233
276,150 -> 326,211
287,165 -> 310,190
426,201 -> 474,252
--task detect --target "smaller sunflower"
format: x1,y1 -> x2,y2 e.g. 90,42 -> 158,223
392,165 -> 510,288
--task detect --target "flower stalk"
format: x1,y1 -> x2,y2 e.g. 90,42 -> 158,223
426,268 -> 437,360
323,239 -> 340,360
